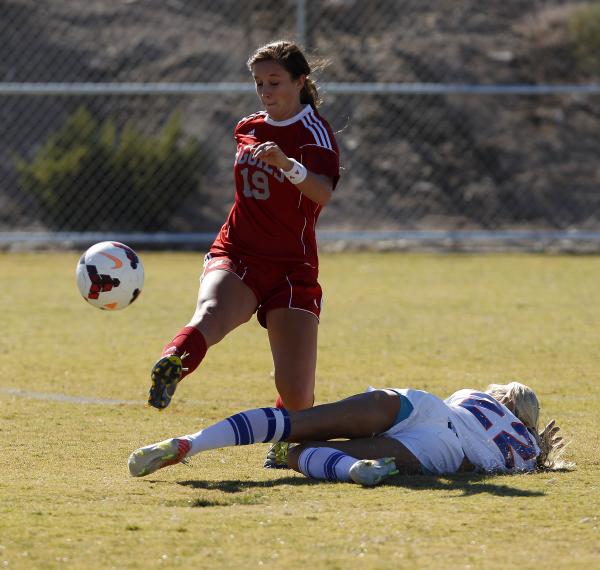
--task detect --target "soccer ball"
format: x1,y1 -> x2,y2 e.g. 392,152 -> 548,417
76,241 -> 144,310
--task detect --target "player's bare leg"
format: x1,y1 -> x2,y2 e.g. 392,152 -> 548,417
266,308 -> 318,411
286,389 -> 402,441
264,308 -> 317,467
287,437 -> 421,475
129,390 -> 415,481
189,269 -> 258,346
284,390 -> 422,482
130,387 -> 472,483
148,269 -> 257,409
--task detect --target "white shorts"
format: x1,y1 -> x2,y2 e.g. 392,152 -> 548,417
379,388 -> 465,475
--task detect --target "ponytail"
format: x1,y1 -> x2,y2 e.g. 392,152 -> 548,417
301,76 -> 321,109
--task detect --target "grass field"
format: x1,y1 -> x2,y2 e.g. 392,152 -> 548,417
1,251 -> 599,569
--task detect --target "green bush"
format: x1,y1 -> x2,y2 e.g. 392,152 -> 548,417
570,3 -> 600,75
16,106 -> 202,231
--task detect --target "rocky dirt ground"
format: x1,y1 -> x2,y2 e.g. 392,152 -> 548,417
1,0 -> 599,233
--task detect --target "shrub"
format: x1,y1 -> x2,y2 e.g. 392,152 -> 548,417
569,3 -> 600,75
16,106 -> 202,231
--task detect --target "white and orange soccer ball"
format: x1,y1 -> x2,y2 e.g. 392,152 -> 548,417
76,241 -> 144,310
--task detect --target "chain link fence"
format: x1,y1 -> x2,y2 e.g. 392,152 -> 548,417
1,0 -> 600,248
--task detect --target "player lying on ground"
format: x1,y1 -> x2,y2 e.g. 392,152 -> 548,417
128,382 -> 571,486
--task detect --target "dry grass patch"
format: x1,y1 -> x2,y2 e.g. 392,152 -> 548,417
1,252 -> 599,569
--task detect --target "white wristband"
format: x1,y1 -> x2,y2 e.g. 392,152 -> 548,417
282,158 -> 308,185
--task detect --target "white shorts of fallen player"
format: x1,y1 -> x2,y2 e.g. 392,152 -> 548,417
377,388 -> 464,475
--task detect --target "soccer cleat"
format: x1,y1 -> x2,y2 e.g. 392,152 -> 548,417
148,355 -> 183,409
349,457 -> 399,486
263,441 -> 290,469
128,438 -> 191,477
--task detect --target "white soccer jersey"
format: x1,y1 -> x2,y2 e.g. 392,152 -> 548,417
445,389 -> 540,473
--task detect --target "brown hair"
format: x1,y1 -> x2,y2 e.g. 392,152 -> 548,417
247,40 -> 323,109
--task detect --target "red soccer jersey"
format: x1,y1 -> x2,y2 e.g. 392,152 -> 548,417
212,105 -> 340,267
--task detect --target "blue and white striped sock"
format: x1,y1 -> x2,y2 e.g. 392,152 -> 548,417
297,447 -> 357,482
186,407 -> 291,456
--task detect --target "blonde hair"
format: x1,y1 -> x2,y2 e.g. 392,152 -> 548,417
486,381 -> 574,472
486,381 -> 540,432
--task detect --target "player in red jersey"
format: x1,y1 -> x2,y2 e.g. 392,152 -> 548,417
148,41 -> 340,467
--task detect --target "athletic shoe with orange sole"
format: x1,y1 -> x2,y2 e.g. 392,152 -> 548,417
128,438 -> 191,477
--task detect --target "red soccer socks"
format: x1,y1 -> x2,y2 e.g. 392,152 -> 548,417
161,326 -> 207,380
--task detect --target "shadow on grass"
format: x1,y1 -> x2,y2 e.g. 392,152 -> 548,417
382,472 -> 545,497
177,475 -> 319,493
176,472 -> 544,497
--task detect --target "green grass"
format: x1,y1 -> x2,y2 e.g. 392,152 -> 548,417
0,252 -> 599,569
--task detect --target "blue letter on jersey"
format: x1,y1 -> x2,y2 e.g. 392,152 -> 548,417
457,397 -> 505,430
493,423 -> 537,470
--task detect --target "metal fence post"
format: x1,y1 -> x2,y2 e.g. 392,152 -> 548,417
296,0 -> 307,47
